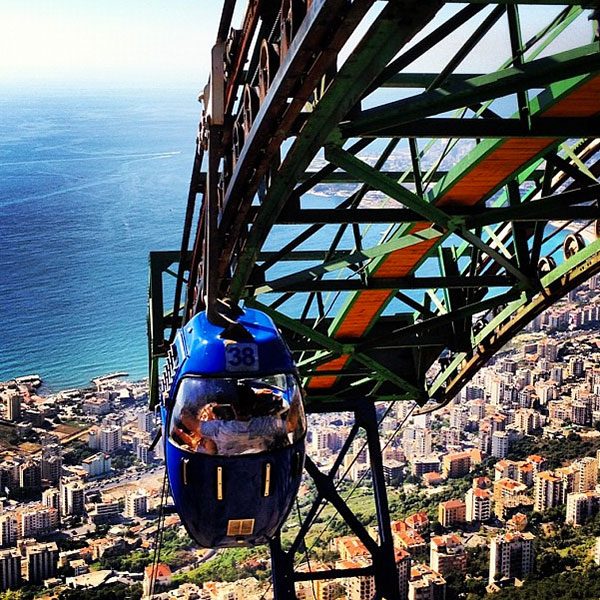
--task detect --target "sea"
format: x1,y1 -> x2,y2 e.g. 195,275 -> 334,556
0,86 -> 201,391
0,86 -> 574,393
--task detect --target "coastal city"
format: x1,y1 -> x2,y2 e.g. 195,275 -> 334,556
1,276 -> 600,600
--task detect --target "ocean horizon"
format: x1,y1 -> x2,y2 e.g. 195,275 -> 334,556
1,86 -> 572,393
0,87 -> 201,391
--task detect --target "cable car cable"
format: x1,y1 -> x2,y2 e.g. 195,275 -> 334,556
303,402 -> 417,560
296,496 -> 318,600
254,402 -> 408,600
150,468 -> 170,598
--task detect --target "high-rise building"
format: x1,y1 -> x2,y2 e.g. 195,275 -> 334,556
61,479 -> 85,517
136,443 -> 154,465
0,516 -> 16,548
491,432 -> 510,459
383,461 -> 404,486
88,428 -> 99,450
568,357 -> 584,378
574,457 -> 598,493
566,491 -> 600,526
414,429 -> 433,457
17,506 -> 59,538
555,465 -> 578,496
82,453 -> 111,478
0,459 -> 20,492
124,491 -> 148,518
526,455 -> 546,476
449,407 -> 464,430
42,488 -> 60,512
0,548 -> 21,591
18,461 -> 41,490
514,409 -> 543,435
442,452 -> 471,479
337,556 -> 374,600
98,425 -> 122,453
395,548 -> 411,600
408,564 -> 446,600
6,393 -> 21,422
89,502 -> 121,525
438,499 -> 466,528
468,399 -> 486,421
411,457 -> 440,478
465,487 -> 492,523
430,534 -> 467,576
137,411 -> 155,433
534,471 -> 564,512
23,542 -> 58,584
488,532 -> 535,584
41,454 -> 62,486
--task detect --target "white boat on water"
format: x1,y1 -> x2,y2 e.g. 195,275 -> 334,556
14,374 -> 42,386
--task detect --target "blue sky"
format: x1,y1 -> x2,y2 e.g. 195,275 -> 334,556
0,1 -> 225,87
0,2 -> 591,89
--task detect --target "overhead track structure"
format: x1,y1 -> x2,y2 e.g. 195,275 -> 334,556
149,2 -> 600,598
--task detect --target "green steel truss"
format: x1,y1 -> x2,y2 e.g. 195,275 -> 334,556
149,1 -> 600,416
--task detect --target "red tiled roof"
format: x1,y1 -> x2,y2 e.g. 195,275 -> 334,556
406,512 -> 429,525
440,499 -> 465,509
338,536 -> 369,558
527,454 -> 544,463
145,563 -> 172,580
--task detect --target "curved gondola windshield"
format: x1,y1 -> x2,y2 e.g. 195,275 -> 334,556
170,375 -> 306,456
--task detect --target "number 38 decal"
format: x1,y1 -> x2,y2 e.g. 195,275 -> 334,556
225,343 -> 259,372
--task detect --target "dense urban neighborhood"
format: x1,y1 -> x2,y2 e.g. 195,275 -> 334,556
2,277 -> 600,599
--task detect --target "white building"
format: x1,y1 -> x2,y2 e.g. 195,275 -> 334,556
61,479 -> 85,517
338,556 -> 375,600
0,548 -> 21,591
491,431 -> 510,459
82,397 -> 111,416
23,541 -> 58,584
408,563 -> 446,600
489,531 -> 535,584
465,487 -> 492,523
566,491 -> 600,526
82,453 -> 111,478
98,425 -> 122,453
0,515 -> 16,548
534,471 -> 564,512
18,506 -> 59,537
137,411 -> 155,433
124,491 -> 148,518
42,487 -> 60,511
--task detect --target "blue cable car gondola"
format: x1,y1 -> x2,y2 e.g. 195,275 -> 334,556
161,307 -> 307,548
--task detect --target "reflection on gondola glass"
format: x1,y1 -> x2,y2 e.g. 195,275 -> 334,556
170,375 -> 306,456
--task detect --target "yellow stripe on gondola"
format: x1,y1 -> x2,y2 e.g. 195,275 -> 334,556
263,463 -> 271,497
217,466 -> 223,500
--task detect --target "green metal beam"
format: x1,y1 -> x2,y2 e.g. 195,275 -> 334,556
251,226 -> 443,295
382,73 -> 482,88
342,42 -> 600,137
446,0 -> 594,4
250,275 -> 513,293
246,299 -> 426,399
324,145 -> 453,228
355,289 -> 522,354
361,117 -> 600,139
429,238 -> 600,402
296,171 -> 448,183
228,0 -> 445,301
275,185 -> 600,224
